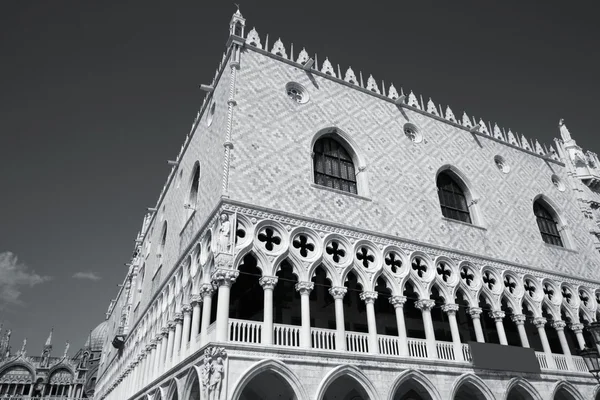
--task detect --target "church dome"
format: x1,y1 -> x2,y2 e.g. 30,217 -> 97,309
85,321 -> 108,351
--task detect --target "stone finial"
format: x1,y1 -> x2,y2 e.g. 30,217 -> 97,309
296,48 -> 309,64
445,106 -> 457,123
549,145 -> 559,161
534,140 -> 545,155
407,91 -> 420,109
366,75 -> 380,94
387,84 -> 399,100
344,67 -> 358,85
493,124 -> 503,140
521,134 -> 532,151
321,57 -> 336,77
507,130 -> 518,146
461,112 -> 472,128
559,118 -> 574,143
245,28 -> 262,49
271,38 -> 288,59
426,98 -> 438,116
478,119 -> 489,135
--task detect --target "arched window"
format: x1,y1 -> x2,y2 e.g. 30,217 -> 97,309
137,265 -> 145,293
533,200 -> 563,247
186,164 -> 200,211
159,222 -> 168,256
437,171 -> 472,223
313,137 -> 357,194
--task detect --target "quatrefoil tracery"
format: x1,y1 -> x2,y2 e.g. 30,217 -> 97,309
436,262 -> 452,283
504,275 -> 518,294
524,279 -> 537,298
482,271 -> 496,291
543,284 -> 555,301
257,227 -> 282,251
385,252 -> 403,274
326,241 -> 346,263
561,286 -> 573,305
460,266 -> 476,288
356,247 -> 375,269
411,257 -> 428,278
293,234 -> 315,258
579,290 -> 590,307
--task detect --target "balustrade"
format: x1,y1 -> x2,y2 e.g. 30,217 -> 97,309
407,338 -> 428,359
311,327 -> 336,350
229,319 -> 262,344
436,341 -> 455,361
345,331 -> 369,353
273,324 -> 301,347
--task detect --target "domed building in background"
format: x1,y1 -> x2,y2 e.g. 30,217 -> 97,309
0,322 -> 106,398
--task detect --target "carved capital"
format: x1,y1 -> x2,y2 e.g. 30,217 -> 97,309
212,269 -> 239,287
295,281 -> 314,295
155,334 -> 164,342
415,299 -> 435,311
489,311 -> 505,321
389,295 -> 407,308
328,286 -> 347,300
161,328 -> 169,337
182,305 -> 192,315
259,276 -> 278,290
551,320 -> 567,331
191,294 -> 203,306
167,321 -> 176,330
199,283 -> 216,297
442,303 -> 459,314
174,313 -> 183,323
570,323 -> 584,333
468,307 -> 483,318
511,314 -> 527,325
533,317 -> 547,329
359,291 -> 378,304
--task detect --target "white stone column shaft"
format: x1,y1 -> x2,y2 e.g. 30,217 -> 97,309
214,269 -> 239,342
199,285 -> 214,345
534,317 -> 557,369
329,286 -> 347,351
260,276 -> 278,345
360,291 -> 379,354
173,313 -> 183,362
468,307 -> 485,343
296,282 -> 314,349
443,304 -> 464,361
490,311 -> 508,345
181,305 -> 192,354
570,323 -> 586,350
511,314 -> 530,348
416,299 -> 437,359
389,296 -> 408,356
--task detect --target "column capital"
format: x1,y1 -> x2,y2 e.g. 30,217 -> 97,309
329,286 -> 347,299
155,333 -> 164,342
489,310 -> 505,321
212,269 -> 239,287
359,291 -> 378,304
442,303 -> 459,314
415,299 -> 435,311
468,307 -> 483,318
533,317 -> 547,328
295,281 -> 314,294
259,276 -> 278,290
570,322 -> 585,333
199,283 -> 215,297
174,313 -> 183,323
511,314 -> 527,325
551,320 -> 567,331
167,321 -> 176,330
181,304 -> 192,315
389,295 -> 407,308
161,327 -> 169,336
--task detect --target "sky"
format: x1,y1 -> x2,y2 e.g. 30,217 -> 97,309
1,0 -> 599,356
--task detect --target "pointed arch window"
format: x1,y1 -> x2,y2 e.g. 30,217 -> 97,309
187,164 -> 200,211
533,201 -> 563,247
158,222 -> 168,256
313,137 -> 357,194
437,172 -> 472,223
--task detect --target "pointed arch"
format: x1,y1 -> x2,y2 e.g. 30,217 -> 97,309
449,373 -> 494,400
311,126 -> 369,197
315,364 -> 379,400
372,268 -> 400,296
436,165 -> 482,226
551,380 -> 585,400
186,161 -> 201,212
533,194 -> 571,248
0,361 -> 36,381
230,359 -> 308,400
387,369 -> 442,400
182,366 -> 201,400
165,378 -> 179,400
504,377 -> 543,400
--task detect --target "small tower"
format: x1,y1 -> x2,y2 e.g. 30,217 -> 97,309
41,328 -> 53,367
229,6 -> 246,37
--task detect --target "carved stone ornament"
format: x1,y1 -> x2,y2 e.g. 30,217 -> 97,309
359,291 -> 378,303
489,310 -> 505,321
328,286 -> 347,299
295,281 -> 314,295
344,67 -> 358,85
533,317 -> 547,329
468,307 -> 483,318
366,75 -> 380,94
511,314 -> 527,325
217,213 -> 233,255
415,299 -> 435,311
212,269 -> 239,287
551,320 -> 567,330
270,38 -> 288,59
201,346 -> 227,400
259,276 -> 278,290
199,283 -> 215,297
296,48 -> 309,64
387,84 -> 399,100
245,27 -> 262,49
441,303 -> 459,314
445,106 -> 457,123
389,295 -> 407,307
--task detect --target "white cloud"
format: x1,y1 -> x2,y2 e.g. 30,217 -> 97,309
72,271 -> 101,281
0,252 -> 51,310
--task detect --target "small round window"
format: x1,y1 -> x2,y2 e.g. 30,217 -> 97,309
285,82 -> 309,104
494,155 -> 510,174
403,123 -> 422,143
207,100 -> 216,127
552,174 -> 566,192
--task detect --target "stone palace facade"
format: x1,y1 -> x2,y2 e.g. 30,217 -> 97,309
94,8 -> 600,400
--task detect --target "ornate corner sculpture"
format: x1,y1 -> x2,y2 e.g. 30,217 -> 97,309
201,346 -> 227,400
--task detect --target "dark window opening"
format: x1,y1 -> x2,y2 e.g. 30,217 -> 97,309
533,201 -> 563,247
313,137 -> 357,195
437,172 -> 472,224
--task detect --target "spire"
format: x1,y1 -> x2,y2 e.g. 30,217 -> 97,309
229,5 -> 246,37
63,341 -> 70,358
20,338 -> 26,356
45,328 -> 53,346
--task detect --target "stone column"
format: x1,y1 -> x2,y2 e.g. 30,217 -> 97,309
158,328 -> 169,375
533,317 -> 557,369
570,323 -> 586,350
360,291 -> 379,354
468,307 -> 485,343
180,305 -> 192,353
213,269 -> 239,342
329,286 -> 348,351
295,281 -> 314,349
511,314 -> 530,348
173,313 -> 183,362
165,321 -> 176,363
490,310 -> 508,345
259,276 -> 279,345
144,343 -> 154,385
442,304 -> 464,361
389,295 -> 408,356
552,320 -> 574,370
415,299 -> 437,359
189,294 -> 202,340
152,335 -> 162,378
199,284 -> 215,345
